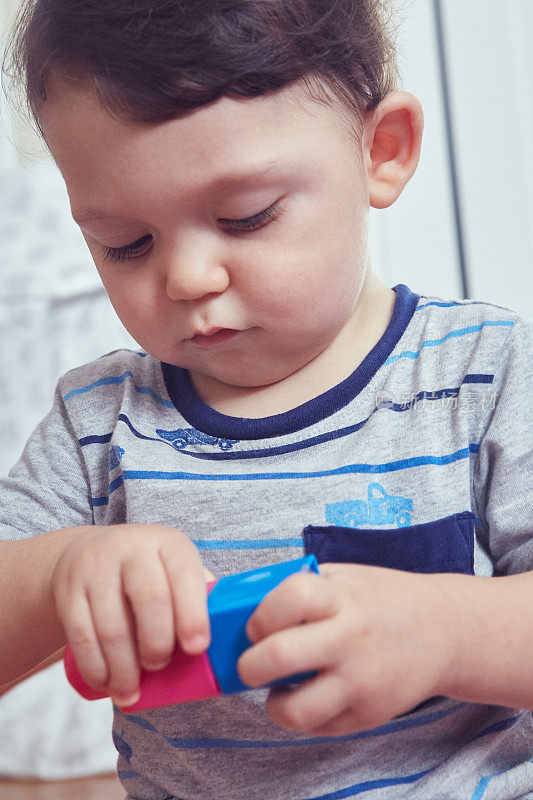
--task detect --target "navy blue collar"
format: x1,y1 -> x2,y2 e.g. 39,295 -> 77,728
161,283 -> 419,440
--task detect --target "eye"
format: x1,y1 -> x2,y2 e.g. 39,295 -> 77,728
102,234 -> 152,264
219,202 -> 285,233
100,202 -> 285,264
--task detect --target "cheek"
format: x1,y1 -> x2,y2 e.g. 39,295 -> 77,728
243,202 -> 368,321
95,269 -> 164,341
244,248 -> 364,326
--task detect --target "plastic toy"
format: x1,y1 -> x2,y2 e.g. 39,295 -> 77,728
64,554 -> 319,712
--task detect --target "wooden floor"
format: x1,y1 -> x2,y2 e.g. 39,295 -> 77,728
0,773 -> 124,799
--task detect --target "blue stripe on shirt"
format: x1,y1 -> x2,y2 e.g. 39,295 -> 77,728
194,538 -> 303,550
297,766 -> 437,799
469,757 -> 533,800
120,702 -> 468,749
115,444 -> 478,483
63,371 -> 173,407
384,320 -> 514,365
94,443 -> 479,506
415,299 -> 517,313
416,300 -> 463,310
472,714 -> 523,740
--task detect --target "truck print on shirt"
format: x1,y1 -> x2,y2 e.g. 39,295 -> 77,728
325,482 -> 413,528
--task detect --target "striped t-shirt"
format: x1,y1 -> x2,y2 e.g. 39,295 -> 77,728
1,283 -> 532,800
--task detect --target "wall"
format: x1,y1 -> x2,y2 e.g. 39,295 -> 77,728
370,0 -> 533,318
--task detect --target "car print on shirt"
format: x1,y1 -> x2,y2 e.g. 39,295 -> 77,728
325,482 -> 413,528
155,427 -> 239,451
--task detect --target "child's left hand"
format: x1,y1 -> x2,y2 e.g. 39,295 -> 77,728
237,563 -> 460,736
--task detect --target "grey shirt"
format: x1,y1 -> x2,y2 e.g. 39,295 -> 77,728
1,283 -> 532,800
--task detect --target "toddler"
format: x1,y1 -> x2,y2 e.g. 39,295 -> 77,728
1,1 -> 532,798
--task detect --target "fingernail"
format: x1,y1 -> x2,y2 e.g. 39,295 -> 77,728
112,691 -> 140,707
185,634 -> 210,652
143,659 -> 170,672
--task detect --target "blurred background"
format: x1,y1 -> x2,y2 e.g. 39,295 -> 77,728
0,0 -> 531,791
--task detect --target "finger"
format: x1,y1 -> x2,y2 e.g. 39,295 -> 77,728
87,579 -> 140,705
122,556 -> 175,671
238,618 -> 336,688
246,573 -> 337,643
300,706 -> 365,737
317,563 -> 349,578
60,590 -> 108,691
266,671 -> 348,733
159,540 -> 211,653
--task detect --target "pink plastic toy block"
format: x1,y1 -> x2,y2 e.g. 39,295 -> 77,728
64,580 -> 221,712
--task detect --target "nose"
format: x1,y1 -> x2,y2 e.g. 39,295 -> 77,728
163,243 -> 230,301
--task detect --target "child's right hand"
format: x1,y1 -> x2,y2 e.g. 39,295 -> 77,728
50,524 -> 212,707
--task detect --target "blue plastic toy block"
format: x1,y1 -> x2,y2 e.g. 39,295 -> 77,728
207,554 -> 319,693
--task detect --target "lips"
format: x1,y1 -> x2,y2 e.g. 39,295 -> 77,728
189,328 -> 240,345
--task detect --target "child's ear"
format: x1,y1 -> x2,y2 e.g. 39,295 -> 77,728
362,91 -> 424,209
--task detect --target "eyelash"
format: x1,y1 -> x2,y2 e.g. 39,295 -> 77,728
101,202 -> 285,264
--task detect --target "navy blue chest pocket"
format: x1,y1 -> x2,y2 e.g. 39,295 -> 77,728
303,511 -> 475,575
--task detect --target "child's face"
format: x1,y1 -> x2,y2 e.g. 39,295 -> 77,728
41,75 -> 379,393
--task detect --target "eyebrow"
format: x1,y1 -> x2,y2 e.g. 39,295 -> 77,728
71,161 -> 280,222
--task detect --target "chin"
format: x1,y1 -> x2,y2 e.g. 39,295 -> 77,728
209,360 -> 298,390
216,371 -> 287,390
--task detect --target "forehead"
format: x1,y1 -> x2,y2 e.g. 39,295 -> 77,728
40,72 -> 362,215
42,71 -> 357,153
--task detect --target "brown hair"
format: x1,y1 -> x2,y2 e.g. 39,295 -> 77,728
2,0 -> 401,152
